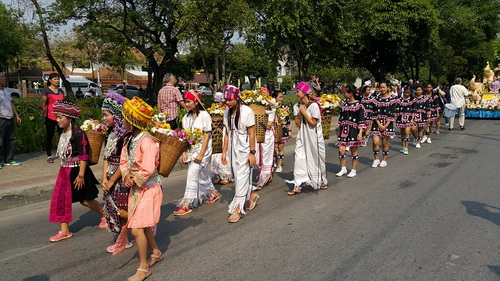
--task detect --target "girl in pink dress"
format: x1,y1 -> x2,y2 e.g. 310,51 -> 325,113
113,97 -> 163,281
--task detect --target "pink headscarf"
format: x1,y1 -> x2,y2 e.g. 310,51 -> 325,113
296,81 -> 311,94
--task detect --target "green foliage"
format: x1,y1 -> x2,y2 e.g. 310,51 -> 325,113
226,43 -> 273,82
0,3 -> 23,69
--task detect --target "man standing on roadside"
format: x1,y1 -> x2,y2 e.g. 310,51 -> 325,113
0,72 -> 22,168
449,77 -> 468,130
157,74 -> 187,130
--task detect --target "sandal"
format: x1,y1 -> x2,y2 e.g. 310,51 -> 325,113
247,194 -> 260,211
127,268 -> 151,281
320,184 -> 329,190
173,206 -> 192,216
47,157 -> 54,163
228,212 -> 241,223
205,194 -> 220,204
106,241 -> 133,253
287,188 -> 302,196
255,185 -> 264,191
219,179 -> 230,185
148,252 -> 164,267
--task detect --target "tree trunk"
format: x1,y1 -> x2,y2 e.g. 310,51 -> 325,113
30,0 -> 73,96
221,48 -> 226,86
214,55 -> 220,89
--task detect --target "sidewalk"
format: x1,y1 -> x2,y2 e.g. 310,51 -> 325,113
0,115 -> 339,211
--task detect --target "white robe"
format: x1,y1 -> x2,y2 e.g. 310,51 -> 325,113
224,105 -> 255,214
211,128 -> 233,181
289,102 -> 328,190
255,110 -> 276,188
179,111 -> 215,207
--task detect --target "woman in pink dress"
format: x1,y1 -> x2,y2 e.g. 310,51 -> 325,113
113,97 -> 163,281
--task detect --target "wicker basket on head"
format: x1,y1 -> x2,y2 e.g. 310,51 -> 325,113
211,115 -> 224,154
249,104 -> 267,143
154,132 -> 189,177
274,123 -> 283,143
321,113 -> 333,140
86,130 -> 105,165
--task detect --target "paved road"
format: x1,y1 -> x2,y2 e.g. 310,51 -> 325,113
1,119 -> 499,281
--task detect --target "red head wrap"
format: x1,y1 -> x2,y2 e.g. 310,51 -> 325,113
223,85 -> 240,100
184,90 -> 201,102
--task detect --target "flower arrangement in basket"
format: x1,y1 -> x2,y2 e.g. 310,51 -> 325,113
80,119 -> 107,165
151,116 -> 204,177
318,94 -> 341,139
207,103 -> 226,153
241,88 -> 278,143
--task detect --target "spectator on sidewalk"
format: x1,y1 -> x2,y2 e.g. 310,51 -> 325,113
157,74 -> 187,130
449,78 -> 468,130
0,72 -> 22,168
40,73 -> 65,163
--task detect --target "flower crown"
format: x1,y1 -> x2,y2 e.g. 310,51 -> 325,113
122,97 -> 154,130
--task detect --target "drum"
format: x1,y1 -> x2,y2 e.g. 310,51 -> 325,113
443,103 -> 457,118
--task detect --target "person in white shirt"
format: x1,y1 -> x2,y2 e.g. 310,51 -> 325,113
449,78 -> 468,130
0,72 -> 22,168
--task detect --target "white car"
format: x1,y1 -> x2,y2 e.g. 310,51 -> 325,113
198,86 -> 213,95
5,88 -> 22,98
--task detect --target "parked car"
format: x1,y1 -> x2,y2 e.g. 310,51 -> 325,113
60,78 -> 103,97
108,84 -> 141,98
198,86 -> 213,95
6,88 -> 22,98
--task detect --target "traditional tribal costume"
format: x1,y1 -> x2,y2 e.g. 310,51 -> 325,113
413,96 -> 430,127
211,92 -> 233,182
223,86 -> 255,215
49,101 -> 99,224
428,93 -> 440,122
336,99 -> 366,147
394,96 -> 416,128
113,97 -> 163,255
255,89 -> 276,189
371,95 -> 396,137
289,82 -> 327,190
178,91 -> 216,207
101,93 -> 128,233
361,95 -> 374,127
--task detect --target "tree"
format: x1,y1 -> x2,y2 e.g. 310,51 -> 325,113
54,0 -> 184,101
0,3 -> 23,70
179,0 -> 253,89
226,43 -> 273,83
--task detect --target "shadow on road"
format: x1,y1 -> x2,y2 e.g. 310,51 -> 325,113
22,275 -> 50,281
461,201 -> 500,227
487,265 -> 500,276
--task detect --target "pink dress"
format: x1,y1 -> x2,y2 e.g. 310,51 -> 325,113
113,132 -> 163,254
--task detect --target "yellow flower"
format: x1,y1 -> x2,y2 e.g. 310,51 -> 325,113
29,116 -> 34,121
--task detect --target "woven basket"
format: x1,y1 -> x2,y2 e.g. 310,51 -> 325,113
274,123 -> 283,143
211,115 -> 224,154
249,104 -> 267,143
86,130 -> 105,165
321,113 -> 333,140
154,132 -> 189,177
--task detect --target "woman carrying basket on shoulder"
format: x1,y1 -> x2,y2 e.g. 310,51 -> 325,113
211,92 -> 233,185
100,92 -> 133,253
48,101 -> 105,242
174,90 -> 219,216
114,97 -> 163,281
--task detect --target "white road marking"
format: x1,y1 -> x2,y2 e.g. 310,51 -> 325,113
0,244 -> 53,263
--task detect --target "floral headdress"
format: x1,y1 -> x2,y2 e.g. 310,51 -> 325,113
122,97 -> 154,130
